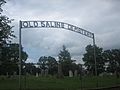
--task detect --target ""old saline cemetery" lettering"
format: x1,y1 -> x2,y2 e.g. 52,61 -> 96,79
21,21 -> 93,38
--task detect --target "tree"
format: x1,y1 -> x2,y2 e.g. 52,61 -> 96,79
0,0 -> 28,75
47,56 -> 58,75
58,45 -> 71,62
0,43 -> 28,75
38,56 -> 58,75
25,63 -> 37,75
38,56 -> 48,70
103,49 -> 120,74
0,0 -> 6,13
0,0 -> 15,75
58,45 -> 73,76
8,43 -> 28,74
0,0 -> 15,46
83,44 -> 105,75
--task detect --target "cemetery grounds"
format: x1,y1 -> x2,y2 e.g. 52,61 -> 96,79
0,75 -> 120,90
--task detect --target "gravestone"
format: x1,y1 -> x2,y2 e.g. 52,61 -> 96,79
13,72 -> 17,78
69,70 -> 73,77
45,69 -> 48,76
26,72 -> 30,76
6,72 -> 9,77
41,69 -> 44,76
36,72 -> 39,77
74,70 -> 78,77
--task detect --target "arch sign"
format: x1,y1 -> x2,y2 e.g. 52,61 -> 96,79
21,21 -> 94,38
19,20 -> 97,89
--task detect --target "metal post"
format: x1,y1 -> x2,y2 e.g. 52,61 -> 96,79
80,64 -> 83,90
93,34 -> 97,76
19,21 -> 22,90
24,64 -> 26,90
93,33 -> 98,87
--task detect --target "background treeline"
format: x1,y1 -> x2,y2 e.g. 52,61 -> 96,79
24,45 -> 120,76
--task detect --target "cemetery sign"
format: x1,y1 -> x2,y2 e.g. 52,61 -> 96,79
21,21 -> 94,38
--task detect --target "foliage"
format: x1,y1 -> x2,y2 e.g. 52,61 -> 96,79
38,56 -> 48,70
0,0 -> 6,13
0,0 -> 15,46
0,43 -> 28,75
103,49 -> 120,73
25,63 -> 38,75
58,45 -> 73,76
58,45 -> 71,62
83,44 -> 120,76
47,56 -> 58,75
83,44 -> 105,75
38,56 -> 58,75
0,0 -> 28,75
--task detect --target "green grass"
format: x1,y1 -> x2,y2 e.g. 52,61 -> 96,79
0,75 -> 120,90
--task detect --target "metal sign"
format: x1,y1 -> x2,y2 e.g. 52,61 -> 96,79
21,21 -> 94,39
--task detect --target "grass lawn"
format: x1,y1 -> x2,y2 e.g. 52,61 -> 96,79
0,75 -> 120,90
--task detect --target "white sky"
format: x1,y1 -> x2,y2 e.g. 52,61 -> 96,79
2,0 -> 120,63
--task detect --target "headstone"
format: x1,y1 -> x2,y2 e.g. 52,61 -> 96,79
69,70 -> 73,77
13,72 -> 17,77
41,69 -> 44,76
36,73 -> 39,77
74,70 -> 78,77
45,69 -> 48,76
6,72 -> 9,77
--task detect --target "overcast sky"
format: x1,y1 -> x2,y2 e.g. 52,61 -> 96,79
3,0 -> 120,63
